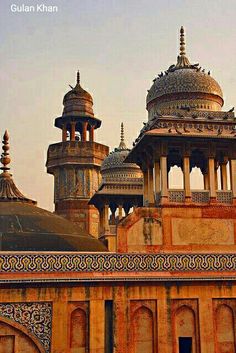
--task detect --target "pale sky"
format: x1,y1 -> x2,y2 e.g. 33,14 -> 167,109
1,0 -> 236,210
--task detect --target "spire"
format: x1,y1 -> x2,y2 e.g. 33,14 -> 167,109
0,130 -> 11,175
76,70 -> 80,85
0,131 -> 36,203
175,26 -> 191,68
118,122 -> 127,150
179,26 -> 186,56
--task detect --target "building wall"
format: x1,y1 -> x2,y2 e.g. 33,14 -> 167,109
0,282 -> 235,353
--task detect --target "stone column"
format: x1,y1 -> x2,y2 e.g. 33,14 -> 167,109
160,156 -> 168,198
230,159 -> 236,197
203,172 -> 209,190
118,205 -> 123,220
208,157 -> 216,198
70,122 -> 76,141
183,155 -> 191,198
104,204 -> 109,233
220,162 -> 228,190
215,165 -> 218,191
99,207 -> 105,235
154,160 -> 160,193
82,122 -> 88,142
62,124 -> 67,142
148,165 -> 155,205
89,126 -> 95,142
143,169 -> 149,206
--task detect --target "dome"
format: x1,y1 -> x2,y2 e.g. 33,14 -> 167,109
101,123 -> 142,181
62,71 -> 94,117
0,131 -> 107,252
147,27 -> 224,118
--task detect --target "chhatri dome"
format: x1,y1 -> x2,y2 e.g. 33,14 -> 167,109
147,26 -> 224,119
0,131 -> 107,251
62,70 -> 94,117
101,123 -> 143,181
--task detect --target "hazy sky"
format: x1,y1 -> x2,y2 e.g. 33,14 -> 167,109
1,0 -> 236,210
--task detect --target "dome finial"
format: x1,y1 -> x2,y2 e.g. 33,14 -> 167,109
0,130 -> 11,174
121,122 -> 124,142
77,70 -> 80,84
118,122 -> 127,150
180,26 -> 186,56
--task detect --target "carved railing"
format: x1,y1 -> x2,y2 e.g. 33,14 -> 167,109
216,191 -> 233,204
168,190 -> 185,203
191,190 -> 210,203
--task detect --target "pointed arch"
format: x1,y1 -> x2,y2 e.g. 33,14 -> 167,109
131,305 -> 154,353
215,304 -> 235,353
70,307 -> 88,352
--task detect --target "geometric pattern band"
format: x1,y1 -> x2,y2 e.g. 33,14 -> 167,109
0,302 -> 52,353
0,253 -> 235,272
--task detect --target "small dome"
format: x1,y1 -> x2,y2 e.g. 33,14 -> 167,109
146,27 -> 224,117
101,123 -> 142,180
0,131 -> 107,252
62,71 -> 94,117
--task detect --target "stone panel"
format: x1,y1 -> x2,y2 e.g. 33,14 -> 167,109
127,217 -> 162,247
172,218 -> 234,245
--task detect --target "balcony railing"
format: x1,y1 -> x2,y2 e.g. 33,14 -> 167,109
154,190 -> 233,205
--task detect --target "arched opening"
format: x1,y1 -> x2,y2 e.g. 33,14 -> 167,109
190,150 -> 206,190
70,308 -> 88,353
216,304 -> 235,353
175,305 -> 198,353
168,150 -> 183,189
131,306 -> 154,353
0,319 -> 44,353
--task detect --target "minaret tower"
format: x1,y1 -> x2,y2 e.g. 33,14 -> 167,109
46,71 -> 109,237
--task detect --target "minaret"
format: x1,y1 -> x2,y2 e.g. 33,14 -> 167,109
46,71 -> 109,237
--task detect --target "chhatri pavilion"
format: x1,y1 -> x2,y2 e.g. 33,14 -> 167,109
0,27 -> 236,353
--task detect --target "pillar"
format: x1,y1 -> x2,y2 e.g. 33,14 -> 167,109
143,170 -> 149,206
160,156 -> 168,198
208,157 -> 216,198
89,126 -> 95,142
118,205 -> 123,220
82,122 -> 88,142
215,165 -> 218,191
230,159 -> 236,197
99,206 -> 105,235
220,162 -> 228,190
70,122 -> 76,141
62,124 -> 67,142
154,160 -> 160,193
203,172 -> 209,190
148,165 -> 155,205
183,155 -> 191,198
104,204 -> 109,233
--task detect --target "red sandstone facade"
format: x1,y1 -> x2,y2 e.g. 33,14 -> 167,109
0,27 -> 236,353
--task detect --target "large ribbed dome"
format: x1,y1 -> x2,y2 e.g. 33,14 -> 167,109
147,27 -> 224,118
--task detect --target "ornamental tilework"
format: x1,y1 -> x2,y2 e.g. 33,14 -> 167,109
0,253 -> 235,273
0,302 -> 52,353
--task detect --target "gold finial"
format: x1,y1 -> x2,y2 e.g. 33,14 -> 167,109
121,122 -> 124,142
77,70 -> 80,84
180,26 -> 186,56
0,130 -> 11,174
